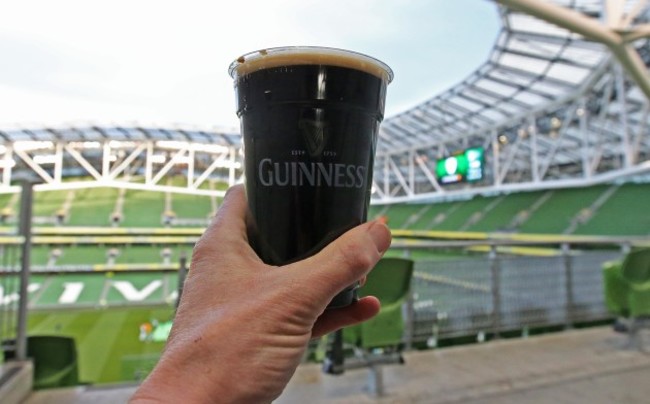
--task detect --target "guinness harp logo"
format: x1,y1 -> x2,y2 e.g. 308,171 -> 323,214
299,109 -> 328,157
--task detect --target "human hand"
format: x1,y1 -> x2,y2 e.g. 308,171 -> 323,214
130,185 -> 391,403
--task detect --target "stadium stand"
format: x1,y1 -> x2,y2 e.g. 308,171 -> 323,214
169,193 -> 214,226
433,197 -> 494,231
516,185 -> 612,234
367,183 -> 648,236
0,1 -> 647,396
32,190 -> 68,225
122,190 -> 166,227
27,306 -> 174,383
344,258 -> 414,350
603,248 -> 650,348
323,258 -> 414,396
466,191 -> 546,232
381,204 -> 422,229
574,183 -> 650,236
67,188 -> 118,227
55,247 -> 108,266
407,203 -> 448,231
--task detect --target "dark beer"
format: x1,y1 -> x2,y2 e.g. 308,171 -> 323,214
230,47 -> 392,308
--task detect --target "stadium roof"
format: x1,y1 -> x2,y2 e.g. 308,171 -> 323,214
377,0 -> 609,155
0,1 -> 613,152
0,125 -> 241,148
0,0 -> 648,200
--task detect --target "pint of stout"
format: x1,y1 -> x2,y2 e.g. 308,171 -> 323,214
229,46 -> 392,308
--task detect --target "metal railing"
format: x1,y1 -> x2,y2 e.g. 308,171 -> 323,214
0,245 -> 22,357
392,237 -> 647,345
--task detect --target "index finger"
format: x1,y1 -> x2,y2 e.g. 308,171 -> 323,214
192,184 -> 260,265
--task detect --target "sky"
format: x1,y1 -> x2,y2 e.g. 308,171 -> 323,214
0,0 -> 499,130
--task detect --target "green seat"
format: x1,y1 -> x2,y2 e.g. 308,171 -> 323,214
344,257 -> 414,349
621,249 -> 650,317
602,261 -> 629,316
27,336 -> 79,389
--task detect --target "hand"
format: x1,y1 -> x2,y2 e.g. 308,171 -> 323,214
130,185 -> 391,403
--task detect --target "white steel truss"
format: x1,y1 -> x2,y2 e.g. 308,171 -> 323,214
372,0 -> 650,204
0,125 -> 243,196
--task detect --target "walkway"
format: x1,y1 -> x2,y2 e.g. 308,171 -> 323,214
25,327 -> 650,403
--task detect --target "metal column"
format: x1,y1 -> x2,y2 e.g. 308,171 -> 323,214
15,181 -> 34,361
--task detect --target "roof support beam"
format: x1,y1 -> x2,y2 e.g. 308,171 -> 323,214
495,0 -> 650,104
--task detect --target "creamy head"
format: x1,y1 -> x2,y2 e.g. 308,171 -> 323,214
229,46 -> 393,83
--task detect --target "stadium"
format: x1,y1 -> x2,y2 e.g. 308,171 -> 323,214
1,0 -> 650,402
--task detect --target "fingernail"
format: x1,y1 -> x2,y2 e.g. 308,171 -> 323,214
368,221 -> 392,253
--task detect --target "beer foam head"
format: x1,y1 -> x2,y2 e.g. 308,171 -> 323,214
229,46 -> 393,83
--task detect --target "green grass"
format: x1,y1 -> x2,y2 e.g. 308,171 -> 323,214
25,271 -> 178,384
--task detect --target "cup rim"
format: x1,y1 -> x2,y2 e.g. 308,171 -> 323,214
228,46 -> 393,83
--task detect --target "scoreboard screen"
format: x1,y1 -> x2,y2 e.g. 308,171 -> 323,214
435,147 -> 484,184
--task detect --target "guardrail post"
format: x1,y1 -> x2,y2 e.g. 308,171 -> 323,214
621,242 -> 631,256
490,244 -> 501,339
16,181 -> 34,361
562,243 -> 574,329
404,286 -> 414,351
401,248 -> 414,349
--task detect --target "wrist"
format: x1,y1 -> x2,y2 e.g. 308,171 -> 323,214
130,359 -> 231,403
130,325 -> 274,404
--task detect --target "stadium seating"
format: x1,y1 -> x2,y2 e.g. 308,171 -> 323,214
602,249 -> 650,349
366,183 -> 647,235
518,185 -> 609,234
621,249 -> 650,318
602,261 -> 629,316
344,257 -> 415,349
33,190 -> 69,221
433,197 -> 491,231
67,188 -> 118,226
573,183 -> 650,236
382,204 -> 421,229
321,258 -> 414,396
467,191 -> 545,232
30,336 -> 79,389
5,336 -> 79,389
2,181 -> 644,240
171,193 -> 215,224
121,190 -> 166,227
409,203 -> 449,230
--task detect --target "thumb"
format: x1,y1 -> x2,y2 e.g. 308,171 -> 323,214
289,221 -> 391,304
